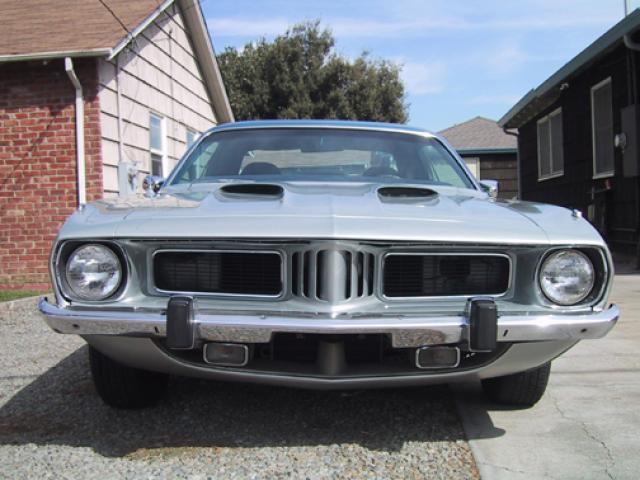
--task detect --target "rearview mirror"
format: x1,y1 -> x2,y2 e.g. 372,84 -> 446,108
480,180 -> 499,199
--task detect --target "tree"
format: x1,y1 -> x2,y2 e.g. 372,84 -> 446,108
217,22 -> 409,123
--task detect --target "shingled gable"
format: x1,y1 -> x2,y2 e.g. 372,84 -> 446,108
439,116 -> 517,155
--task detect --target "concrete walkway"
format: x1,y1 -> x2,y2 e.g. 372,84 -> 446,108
455,274 -> 640,479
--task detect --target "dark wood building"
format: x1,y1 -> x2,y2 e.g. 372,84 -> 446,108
439,116 -> 518,199
500,10 -> 640,254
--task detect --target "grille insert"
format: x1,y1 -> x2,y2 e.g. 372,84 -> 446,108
383,254 -> 510,298
291,249 -> 375,302
154,251 -> 282,296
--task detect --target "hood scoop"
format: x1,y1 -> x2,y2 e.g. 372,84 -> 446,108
377,186 -> 439,202
219,183 -> 284,198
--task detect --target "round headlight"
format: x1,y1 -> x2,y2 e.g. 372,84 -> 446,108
65,244 -> 122,301
539,249 -> 595,306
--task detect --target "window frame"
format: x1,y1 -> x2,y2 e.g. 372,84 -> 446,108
149,112 -> 167,177
536,107 -> 564,182
591,77 -> 615,179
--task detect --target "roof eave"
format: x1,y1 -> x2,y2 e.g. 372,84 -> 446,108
457,148 -> 517,155
498,89 -> 536,128
0,48 -> 111,63
499,9 -> 640,129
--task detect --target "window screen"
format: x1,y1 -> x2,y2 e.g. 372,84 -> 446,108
549,111 -> 564,174
592,79 -> 614,177
538,119 -> 551,178
150,113 -> 164,176
537,108 -> 563,180
151,153 -> 163,176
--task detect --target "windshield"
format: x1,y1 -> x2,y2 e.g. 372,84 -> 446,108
169,128 -> 476,189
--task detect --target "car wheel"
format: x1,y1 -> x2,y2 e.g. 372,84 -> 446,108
481,362 -> 551,407
88,346 -> 168,409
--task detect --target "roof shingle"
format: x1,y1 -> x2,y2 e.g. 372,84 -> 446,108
439,116 -> 517,152
0,0 -> 162,58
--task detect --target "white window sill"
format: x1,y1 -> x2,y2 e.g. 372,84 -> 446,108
538,171 -> 564,182
593,172 -> 614,180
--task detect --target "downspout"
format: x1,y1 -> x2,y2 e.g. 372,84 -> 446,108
624,33 -> 640,104
64,57 -> 86,206
116,56 -> 124,169
503,127 -> 520,200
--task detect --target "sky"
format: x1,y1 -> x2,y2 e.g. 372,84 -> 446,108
202,0 -> 638,132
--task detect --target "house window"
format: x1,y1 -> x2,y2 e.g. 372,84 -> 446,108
537,108 -> 564,181
186,128 -> 197,148
150,113 -> 166,177
591,78 -> 614,178
463,157 -> 480,179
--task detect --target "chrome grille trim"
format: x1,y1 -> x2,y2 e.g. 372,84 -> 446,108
143,241 -> 517,306
151,249 -> 285,298
381,252 -> 513,300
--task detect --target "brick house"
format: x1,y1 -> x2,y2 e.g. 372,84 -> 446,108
439,116 -> 518,199
0,0 -> 233,290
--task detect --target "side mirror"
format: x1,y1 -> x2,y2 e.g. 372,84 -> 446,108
480,180 -> 499,199
143,175 -> 164,195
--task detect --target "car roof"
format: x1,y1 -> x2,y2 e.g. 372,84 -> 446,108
209,119 -> 437,137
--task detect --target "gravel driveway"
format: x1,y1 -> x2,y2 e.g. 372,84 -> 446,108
0,298 -> 478,479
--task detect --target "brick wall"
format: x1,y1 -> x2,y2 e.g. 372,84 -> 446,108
0,58 -> 102,290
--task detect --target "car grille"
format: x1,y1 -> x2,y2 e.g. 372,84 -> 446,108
153,251 -> 282,296
290,248 -> 375,302
383,254 -> 510,298
149,243 -> 512,302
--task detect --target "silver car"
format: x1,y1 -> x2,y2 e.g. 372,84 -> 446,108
39,120 -> 619,409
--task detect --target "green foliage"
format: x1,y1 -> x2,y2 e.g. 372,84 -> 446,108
0,290 -> 48,302
217,21 -> 409,123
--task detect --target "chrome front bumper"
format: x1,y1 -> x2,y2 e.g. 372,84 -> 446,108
39,298 -> 619,348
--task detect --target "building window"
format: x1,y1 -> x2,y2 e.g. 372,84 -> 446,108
186,128 -> 197,148
150,112 -> 166,177
591,78 -> 614,178
537,108 -> 564,181
463,157 -> 480,179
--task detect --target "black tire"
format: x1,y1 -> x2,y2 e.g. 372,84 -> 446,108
89,346 -> 168,409
481,362 -> 551,407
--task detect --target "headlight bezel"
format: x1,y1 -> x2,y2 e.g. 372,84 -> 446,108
55,241 -> 128,303
537,247 -> 608,308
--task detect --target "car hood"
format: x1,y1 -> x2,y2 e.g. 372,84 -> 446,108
59,182 -> 604,246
